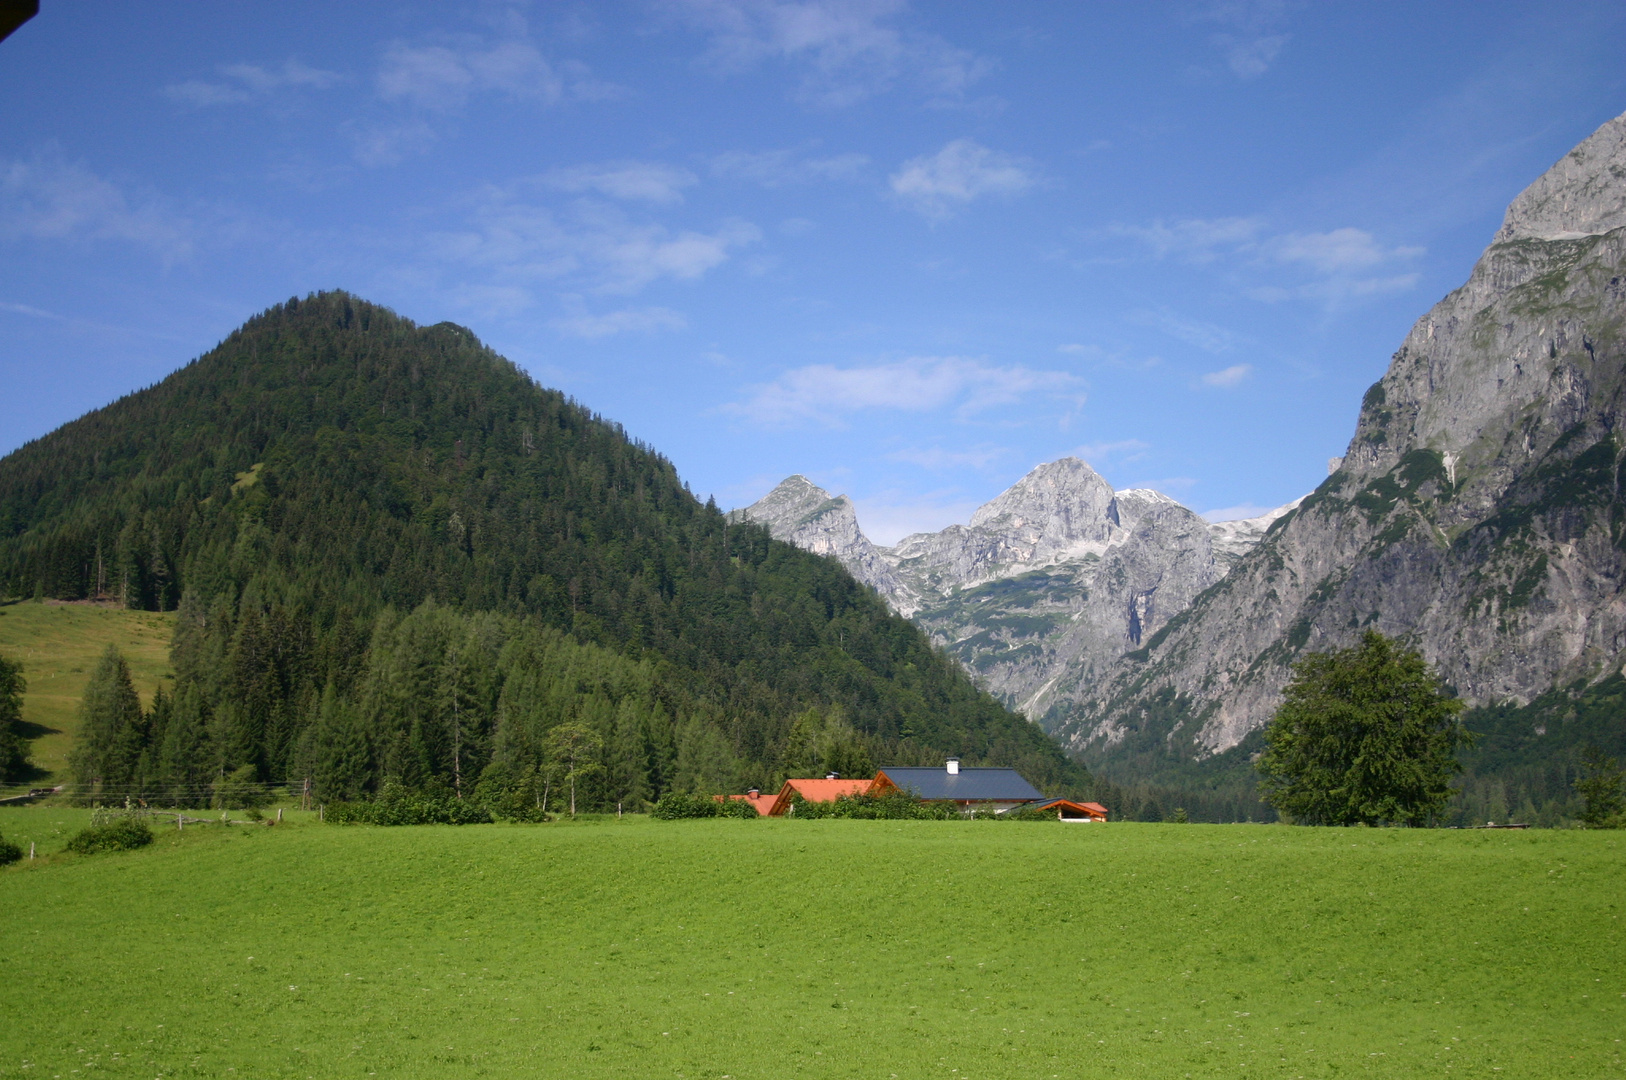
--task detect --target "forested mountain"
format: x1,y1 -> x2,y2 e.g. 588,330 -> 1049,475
0,292 -> 1086,806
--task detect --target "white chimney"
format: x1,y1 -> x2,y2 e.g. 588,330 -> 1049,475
946,758 -> 960,775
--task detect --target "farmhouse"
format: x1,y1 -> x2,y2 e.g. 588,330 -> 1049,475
729,760 -> 1091,818
1007,797 -> 1109,821
871,758 -> 1044,813
766,775 -> 874,816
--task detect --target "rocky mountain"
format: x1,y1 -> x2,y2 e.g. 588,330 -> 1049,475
737,460 -> 1297,721
1057,109 -> 1626,776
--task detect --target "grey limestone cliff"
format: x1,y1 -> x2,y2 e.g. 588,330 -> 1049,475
736,459 -> 1296,721
1058,109 -> 1626,766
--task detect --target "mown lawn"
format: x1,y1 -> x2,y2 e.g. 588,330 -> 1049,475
0,814 -> 1620,1078
0,601 -> 175,783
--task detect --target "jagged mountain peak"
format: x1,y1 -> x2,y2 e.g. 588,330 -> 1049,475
1496,109 -> 1626,244
968,457 -> 1115,532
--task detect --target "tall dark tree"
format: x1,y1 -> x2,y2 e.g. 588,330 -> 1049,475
1574,745 -> 1625,828
68,645 -> 146,801
1257,630 -> 1474,826
0,650 -> 27,782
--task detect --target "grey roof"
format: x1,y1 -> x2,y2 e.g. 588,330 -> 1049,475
877,767 -> 1044,802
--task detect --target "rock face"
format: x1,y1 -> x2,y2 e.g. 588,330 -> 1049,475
727,475 -> 910,603
1057,110 -> 1626,767
735,460 -> 1295,721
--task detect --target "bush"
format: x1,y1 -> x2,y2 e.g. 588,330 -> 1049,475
326,778 -> 494,826
788,792 -> 960,820
716,796 -> 762,819
651,792 -> 720,820
212,765 -> 274,810
66,818 -> 153,854
0,834 -> 21,866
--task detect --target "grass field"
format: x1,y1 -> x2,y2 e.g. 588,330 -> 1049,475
0,601 -> 175,783
0,814 -> 1620,1079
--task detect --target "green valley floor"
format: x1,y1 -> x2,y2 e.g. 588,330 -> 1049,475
0,814 -> 1620,1078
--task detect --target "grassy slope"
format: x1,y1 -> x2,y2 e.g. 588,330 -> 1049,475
0,602 -> 174,783
0,816 -> 1620,1078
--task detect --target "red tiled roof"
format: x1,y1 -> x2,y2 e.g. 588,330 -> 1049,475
767,777 -> 876,815
715,792 -> 777,816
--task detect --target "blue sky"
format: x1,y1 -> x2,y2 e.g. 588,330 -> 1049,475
2,2 -> 1624,542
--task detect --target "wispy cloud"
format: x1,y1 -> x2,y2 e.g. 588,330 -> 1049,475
164,59 -> 342,107
1071,438 -> 1150,467
0,300 -> 66,320
354,32 -> 622,163
726,355 -> 1082,427
1202,502 -> 1275,522
886,444 -> 1008,471
0,150 -> 192,263
1268,227 -> 1424,273
543,162 -> 698,205
1198,0 -> 1292,80
890,139 -> 1035,220
551,306 -> 689,339
1112,216 -> 1264,262
433,184 -> 761,295
850,489 -> 984,546
709,146 -> 869,186
1114,217 -> 1425,307
1128,308 -> 1241,353
675,0 -> 991,107
1200,363 -> 1252,388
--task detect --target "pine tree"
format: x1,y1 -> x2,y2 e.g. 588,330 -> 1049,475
0,651 -> 28,782
69,645 -> 145,802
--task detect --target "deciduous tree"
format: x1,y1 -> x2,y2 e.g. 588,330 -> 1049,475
1257,630 -> 1473,826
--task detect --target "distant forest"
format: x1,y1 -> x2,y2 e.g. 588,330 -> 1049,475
0,293 -> 1089,809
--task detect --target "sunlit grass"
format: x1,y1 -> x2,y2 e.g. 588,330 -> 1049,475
1,814 -> 1619,1078
0,601 -> 175,782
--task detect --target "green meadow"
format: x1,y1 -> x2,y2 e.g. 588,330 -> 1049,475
1,814 -> 1620,1079
0,601 -> 174,782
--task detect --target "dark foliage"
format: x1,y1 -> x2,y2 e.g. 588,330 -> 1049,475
1574,746 -> 1625,828
0,834 -> 20,865
650,791 -> 728,819
0,293 -> 1087,805
786,791 -> 960,819
65,817 -> 153,854
327,779 -> 495,825
0,650 -> 26,782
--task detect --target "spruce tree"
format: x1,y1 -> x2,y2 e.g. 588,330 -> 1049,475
68,645 -> 145,802
0,651 -> 28,782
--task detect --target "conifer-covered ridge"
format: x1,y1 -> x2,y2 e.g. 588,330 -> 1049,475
0,292 -> 1087,805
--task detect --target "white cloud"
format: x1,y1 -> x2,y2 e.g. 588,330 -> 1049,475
1129,308 -> 1240,353
676,0 -> 990,107
0,151 -> 191,262
1071,439 -> 1150,467
544,162 -> 698,205
1202,502 -> 1274,522
849,491 -> 983,546
1215,33 -> 1287,79
1113,216 -> 1264,262
725,355 -> 1082,427
164,58 -> 342,107
886,444 -> 1007,471
1269,227 -> 1424,274
1200,1 -> 1292,80
1114,217 -> 1426,309
552,306 -> 689,339
709,146 -> 869,186
0,300 -> 66,320
375,38 -> 621,113
889,139 -> 1035,220
435,188 -> 761,294
1200,363 -> 1252,388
